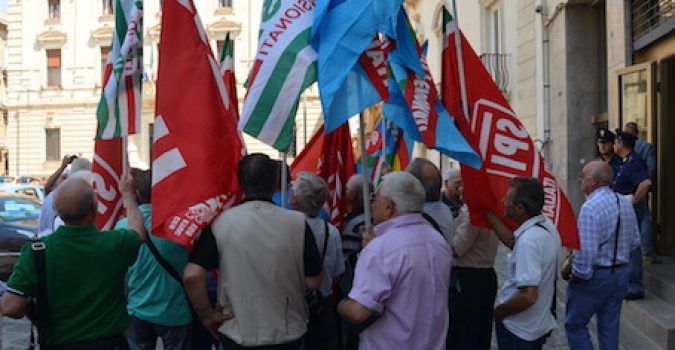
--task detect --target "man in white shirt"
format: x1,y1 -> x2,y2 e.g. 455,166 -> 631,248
487,177 -> 561,350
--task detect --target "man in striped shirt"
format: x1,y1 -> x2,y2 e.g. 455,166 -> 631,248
565,160 -> 641,350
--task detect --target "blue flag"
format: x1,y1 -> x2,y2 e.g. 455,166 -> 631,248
312,0 -> 402,132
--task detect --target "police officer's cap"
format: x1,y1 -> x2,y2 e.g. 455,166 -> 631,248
596,128 -> 615,143
615,129 -> 637,142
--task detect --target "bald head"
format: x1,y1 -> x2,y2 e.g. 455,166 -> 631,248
54,177 -> 97,225
406,158 -> 441,202
584,160 -> 613,185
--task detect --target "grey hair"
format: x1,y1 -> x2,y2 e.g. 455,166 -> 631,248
71,158 -> 92,172
292,172 -> 329,217
346,174 -> 371,208
443,168 -> 460,182
378,171 -> 425,214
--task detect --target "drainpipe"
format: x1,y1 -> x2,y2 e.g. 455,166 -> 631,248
534,1 -> 551,161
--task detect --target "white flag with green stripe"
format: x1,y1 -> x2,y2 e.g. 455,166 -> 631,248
96,0 -> 143,139
239,0 -> 317,152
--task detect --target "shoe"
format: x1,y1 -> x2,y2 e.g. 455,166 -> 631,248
624,293 -> 645,300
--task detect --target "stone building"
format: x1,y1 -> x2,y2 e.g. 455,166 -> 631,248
4,0 -> 323,178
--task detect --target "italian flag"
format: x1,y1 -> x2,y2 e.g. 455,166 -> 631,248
239,0 -> 317,152
219,33 -> 239,118
95,0 -> 143,139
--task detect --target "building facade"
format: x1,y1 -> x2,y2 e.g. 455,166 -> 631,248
4,0 -> 323,178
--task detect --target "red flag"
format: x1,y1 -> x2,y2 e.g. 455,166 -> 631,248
291,124 -> 356,230
151,0 -> 244,251
441,10 -> 579,249
91,138 -> 125,230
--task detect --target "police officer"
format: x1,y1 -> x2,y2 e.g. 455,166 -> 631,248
596,128 -> 621,179
613,129 -> 652,300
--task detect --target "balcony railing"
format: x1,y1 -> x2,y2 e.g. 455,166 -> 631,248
632,0 -> 674,49
480,53 -> 510,94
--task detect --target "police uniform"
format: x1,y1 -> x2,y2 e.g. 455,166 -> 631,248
596,128 -> 621,179
613,130 -> 650,299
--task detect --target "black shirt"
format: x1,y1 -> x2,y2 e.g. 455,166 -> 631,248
190,222 -> 323,277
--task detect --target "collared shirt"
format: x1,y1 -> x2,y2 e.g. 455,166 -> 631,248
573,187 -> 641,280
349,213 -> 451,350
451,205 -> 498,268
498,215 -> 560,341
423,201 -> 455,244
39,192 -> 57,235
306,216 -> 345,297
602,154 -> 622,180
613,151 -> 649,195
441,193 -> 461,218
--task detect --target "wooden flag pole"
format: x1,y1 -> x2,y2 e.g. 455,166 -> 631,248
359,113 -> 373,233
281,151 -> 288,207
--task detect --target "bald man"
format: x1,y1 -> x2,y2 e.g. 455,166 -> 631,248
565,161 -> 640,350
2,175 -> 146,349
407,158 -> 455,243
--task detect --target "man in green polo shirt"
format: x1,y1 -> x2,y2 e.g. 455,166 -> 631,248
116,169 -> 191,349
1,174 -> 146,349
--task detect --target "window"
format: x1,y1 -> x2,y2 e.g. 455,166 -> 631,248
149,122 -> 154,160
488,9 -> 500,54
48,0 -> 60,19
46,49 -> 61,87
102,0 -> 113,15
219,0 -> 232,8
101,46 -> 110,84
45,128 -> 61,162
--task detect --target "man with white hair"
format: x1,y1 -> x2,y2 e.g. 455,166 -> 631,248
291,172 -> 344,350
442,168 -> 463,218
338,172 -> 451,350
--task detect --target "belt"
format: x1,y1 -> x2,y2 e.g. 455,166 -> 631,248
593,263 -> 627,270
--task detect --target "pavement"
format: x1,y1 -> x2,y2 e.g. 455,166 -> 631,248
0,244 -> 602,350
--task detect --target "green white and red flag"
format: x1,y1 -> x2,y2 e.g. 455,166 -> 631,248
239,0 -> 317,152
95,0 -> 143,139
219,33 -> 239,119
441,8 -> 579,249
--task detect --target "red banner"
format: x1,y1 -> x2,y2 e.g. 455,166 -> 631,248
441,15 -> 579,249
151,0 -> 244,251
292,124 -> 356,230
91,138 -> 124,230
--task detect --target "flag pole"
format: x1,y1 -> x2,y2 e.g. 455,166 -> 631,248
281,152 -> 288,207
358,112 -> 372,232
451,0 -> 470,121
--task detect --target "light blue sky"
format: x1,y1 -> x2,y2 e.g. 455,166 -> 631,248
0,0 -> 6,12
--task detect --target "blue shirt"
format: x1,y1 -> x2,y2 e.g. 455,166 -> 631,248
39,192 -> 57,234
607,155 -> 622,180
116,204 -> 191,326
572,187 -> 641,280
612,151 -> 649,195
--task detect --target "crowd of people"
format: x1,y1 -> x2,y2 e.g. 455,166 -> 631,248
0,122 -> 658,350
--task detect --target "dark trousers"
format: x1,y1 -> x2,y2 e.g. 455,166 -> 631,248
46,333 -> 129,350
219,336 -> 303,350
448,266 -> 497,350
306,303 -> 339,350
126,316 -> 191,350
495,322 -> 547,350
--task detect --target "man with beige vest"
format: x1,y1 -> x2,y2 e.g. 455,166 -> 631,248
184,153 -> 323,350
